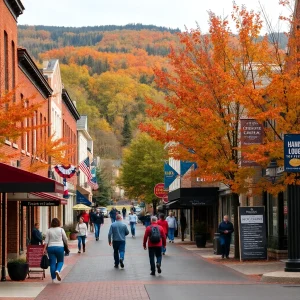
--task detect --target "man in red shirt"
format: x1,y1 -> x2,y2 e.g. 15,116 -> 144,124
157,214 -> 168,255
143,216 -> 166,276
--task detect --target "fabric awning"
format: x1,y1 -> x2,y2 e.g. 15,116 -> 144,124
76,190 -> 91,206
165,200 -> 186,209
30,192 -> 67,205
0,163 -> 64,193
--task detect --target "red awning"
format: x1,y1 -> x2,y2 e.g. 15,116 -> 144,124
30,192 -> 68,205
0,163 -> 64,194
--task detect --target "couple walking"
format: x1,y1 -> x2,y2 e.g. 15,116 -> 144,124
108,214 -> 166,275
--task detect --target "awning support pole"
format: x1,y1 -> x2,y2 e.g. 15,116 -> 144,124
1,192 -> 7,281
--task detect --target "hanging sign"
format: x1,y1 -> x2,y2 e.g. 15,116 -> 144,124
154,183 -> 168,198
284,134 -> 300,172
22,201 -> 59,206
180,161 -> 195,176
164,163 -> 178,189
240,119 -> 263,166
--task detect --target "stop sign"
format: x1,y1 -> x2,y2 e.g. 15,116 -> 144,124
154,183 -> 168,198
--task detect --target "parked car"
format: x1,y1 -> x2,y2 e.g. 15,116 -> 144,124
98,207 -> 108,218
135,206 -> 142,215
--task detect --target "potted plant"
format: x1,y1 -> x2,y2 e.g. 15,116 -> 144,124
7,258 -> 29,281
68,223 -> 78,240
193,221 -> 207,248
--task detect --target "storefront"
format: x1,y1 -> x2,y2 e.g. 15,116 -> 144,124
0,163 -> 64,281
167,187 -> 219,242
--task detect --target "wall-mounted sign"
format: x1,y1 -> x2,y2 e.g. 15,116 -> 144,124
284,134 -> 300,172
154,183 -> 168,198
22,201 -> 59,206
164,163 -> 178,189
240,119 -> 263,166
239,206 -> 267,260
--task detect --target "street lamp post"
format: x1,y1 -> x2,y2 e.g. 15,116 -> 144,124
285,179 -> 300,272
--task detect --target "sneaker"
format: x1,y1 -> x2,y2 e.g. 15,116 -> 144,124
172,241 -> 174,243
120,259 -> 124,269
221,255 -> 224,259
52,279 -> 58,284
55,271 -> 61,281
150,271 -> 155,276
163,252 -> 165,255
156,263 -> 161,274
169,240 -> 171,243
114,265 -> 119,268
78,251 -> 81,254
226,256 -> 229,259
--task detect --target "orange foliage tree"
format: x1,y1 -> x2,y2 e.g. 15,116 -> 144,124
141,3 -> 296,257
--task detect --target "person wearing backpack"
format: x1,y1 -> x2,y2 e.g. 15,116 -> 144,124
143,216 -> 166,276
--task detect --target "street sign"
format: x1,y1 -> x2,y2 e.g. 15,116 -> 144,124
284,134 -> 300,172
154,183 -> 168,199
238,207 -> 267,260
22,201 -> 59,206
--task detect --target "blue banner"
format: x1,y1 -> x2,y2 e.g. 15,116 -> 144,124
164,162 -> 179,189
284,134 -> 300,172
180,161 -> 195,176
76,190 -> 92,206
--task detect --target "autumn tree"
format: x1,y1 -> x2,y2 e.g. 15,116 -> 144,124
122,115 -> 132,146
141,4 -> 296,257
118,133 -> 165,213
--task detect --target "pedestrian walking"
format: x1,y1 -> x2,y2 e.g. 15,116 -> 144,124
157,214 -> 168,255
81,210 -> 90,230
43,218 -> 68,283
31,223 -> 43,245
144,212 -> 151,227
131,205 -> 136,213
109,207 -> 117,223
166,212 -> 177,243
76,217 -> 87,253
122,207 -> 127,220
180,212 -> 187,242
143,216 -> 166,276
218,215 -> 234,259
89,209 -> 94,232
108,214 -> 129,269
91,208 -> 104,241
128,210 -> 138,237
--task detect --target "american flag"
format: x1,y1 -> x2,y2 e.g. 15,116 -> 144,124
79,157 -> 92,180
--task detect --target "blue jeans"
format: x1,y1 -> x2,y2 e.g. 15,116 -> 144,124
77,235 -> 86,250
47,246 -> 64,280
111,217 -> 116,223
162,246 -> 166,254
168,228 -> 175,241
94,223 -> 101,239
220,235 -> 231,257
144,221 -> 150,227
113,241 -> 125,266
130,222 -> 136,236
148,247 -> 162,273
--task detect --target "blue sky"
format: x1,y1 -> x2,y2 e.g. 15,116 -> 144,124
19,0 -> 293,32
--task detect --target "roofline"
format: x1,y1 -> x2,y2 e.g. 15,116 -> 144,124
62,89 -> 81,121
77,128 -> 93,141
4,0 -> 24,20
18,48 -> 53,99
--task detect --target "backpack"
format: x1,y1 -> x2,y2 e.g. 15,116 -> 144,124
149,226 -> 161,244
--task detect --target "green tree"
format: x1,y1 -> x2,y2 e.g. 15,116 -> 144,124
93,168 -> 112,207
122,115 -> 132,146
118,133 -> 165,213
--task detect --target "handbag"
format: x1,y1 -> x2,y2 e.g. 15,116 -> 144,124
40,254 -> 49,269
61,229 -> 70,256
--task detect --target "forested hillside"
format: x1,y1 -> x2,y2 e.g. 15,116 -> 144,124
18,24 -> 288,160
18,24 -> 175,159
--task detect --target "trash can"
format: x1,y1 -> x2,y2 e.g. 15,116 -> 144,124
213,233 -> 222,255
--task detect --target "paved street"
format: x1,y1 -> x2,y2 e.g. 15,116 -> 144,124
13,222 -> 300,300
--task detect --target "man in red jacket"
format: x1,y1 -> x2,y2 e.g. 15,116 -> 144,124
157,214 -> 168,255
143,216 -> 166,276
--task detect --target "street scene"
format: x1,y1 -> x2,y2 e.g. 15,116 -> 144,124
1,0 -> 300,299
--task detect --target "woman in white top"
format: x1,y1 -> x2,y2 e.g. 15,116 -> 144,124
76,217 -> 88,253
43,218 -> 68,283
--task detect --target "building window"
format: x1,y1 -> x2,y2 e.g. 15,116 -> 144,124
32,112 -> 37,155
12,41 -> 16,101
25,101 -> 30,152
21,95 -> 25,149
4,31 -> 9,92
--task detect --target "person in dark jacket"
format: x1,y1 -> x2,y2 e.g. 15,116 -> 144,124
91,208 -> 104,241
31,223 -> 43,245
109,207 -> 117,223
122,207 -> 127,220
218,215 -> 234,259
180,212 -> 187,241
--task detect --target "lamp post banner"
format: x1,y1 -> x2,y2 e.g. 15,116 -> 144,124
284,134 -> 300,172
240,119 -> 263,166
